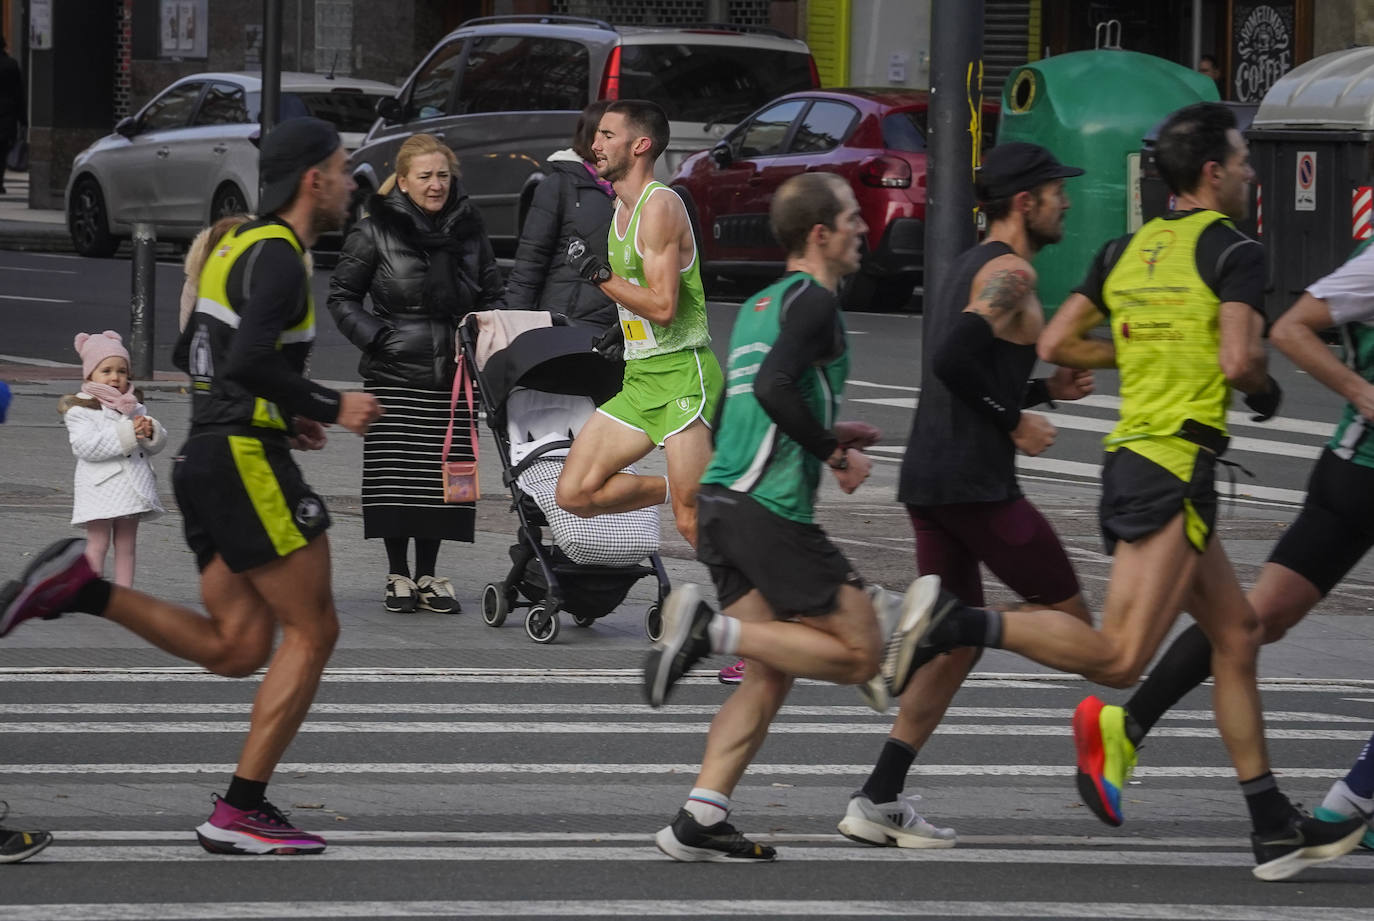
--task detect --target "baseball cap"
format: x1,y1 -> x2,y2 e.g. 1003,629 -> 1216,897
257,117 -> 342,216
976,142 -> 1084,201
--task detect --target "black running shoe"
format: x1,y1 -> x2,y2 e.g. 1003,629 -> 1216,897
0,803 -> 53,864
1251,811 -> 1366,881
654,808 -> 777,862
643,583 -> 713,708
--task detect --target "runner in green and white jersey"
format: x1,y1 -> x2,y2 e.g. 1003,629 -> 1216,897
556,100 -> 723,547
639,172 -> 942,863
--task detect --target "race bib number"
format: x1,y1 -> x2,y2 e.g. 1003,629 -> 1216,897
618,304 -> 657,352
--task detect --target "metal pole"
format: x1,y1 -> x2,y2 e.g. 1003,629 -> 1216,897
129,223 -> 156,381
296,0 -> 304,72
924,0 -> 984,325
261,0 -> 283,132
1191,0 -> 1203,73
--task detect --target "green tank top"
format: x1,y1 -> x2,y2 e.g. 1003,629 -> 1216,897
1102,210 -> 1231,450
608,180 -> 710,360
1329,237 -> 1374,467
702,273 -> 849,524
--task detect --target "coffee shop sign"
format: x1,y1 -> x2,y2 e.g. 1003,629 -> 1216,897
1234,4 -> 1292,103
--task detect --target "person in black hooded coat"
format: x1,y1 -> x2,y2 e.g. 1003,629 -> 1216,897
327,133 -> 503,616
504,100 -> 616,329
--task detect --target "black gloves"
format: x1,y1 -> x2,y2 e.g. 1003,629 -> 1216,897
591,321 -> 624,362
1244,375 -> 1283,422
566,237 -> 613,285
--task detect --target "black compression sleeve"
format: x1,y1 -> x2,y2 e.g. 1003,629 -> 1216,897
932,312 -> 1020,430
1197,224 -> 1266,316
223,239 -> 341,423
754,281 -> 843,461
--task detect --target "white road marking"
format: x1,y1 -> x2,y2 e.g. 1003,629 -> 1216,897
0,265 -> 77,274
14,900 -> 1372,921
0,293 -> 73,304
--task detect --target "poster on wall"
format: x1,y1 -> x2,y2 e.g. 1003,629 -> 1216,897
1232,1 -> 1295,104
159,0 -> 209,59
29,0 -> 52,50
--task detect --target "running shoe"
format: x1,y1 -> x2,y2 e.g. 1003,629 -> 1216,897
643,583 -> 714,709
837,793 -> 957,849
1073,695 -> 1137,827
0,802 -> 53,864
195,795 -> 327,855
883,575 -> 960,696
654,808 -> 776,862
1314,778 -> 1374,850
1251,810 -> 1366,881
718,659 -> 746,685
857,584 -> 899,713
0,538 -> 94,638
416,575 -> 460,614
384,574 -> 418,613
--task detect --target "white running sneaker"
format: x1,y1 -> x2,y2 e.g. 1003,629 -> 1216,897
1314,778 -> 1374,849
883,574 -> 957,696
837,793 -> 956,849
856,584 -> 899,713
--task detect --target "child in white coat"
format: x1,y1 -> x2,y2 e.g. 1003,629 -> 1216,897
61,331 -> 168,586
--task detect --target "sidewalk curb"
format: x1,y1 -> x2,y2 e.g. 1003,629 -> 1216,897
0,220 -> 73,254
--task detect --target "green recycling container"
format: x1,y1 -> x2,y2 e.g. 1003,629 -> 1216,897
996,50 -> 1220,313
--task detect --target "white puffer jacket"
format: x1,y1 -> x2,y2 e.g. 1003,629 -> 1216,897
64,398 -> 168,525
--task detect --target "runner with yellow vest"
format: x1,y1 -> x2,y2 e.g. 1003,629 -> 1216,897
885,102 -> 1364,880
557,99 -> 724,548
0,117 -> 381,856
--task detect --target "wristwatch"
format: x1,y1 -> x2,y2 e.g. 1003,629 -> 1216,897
827,447 -> 849,470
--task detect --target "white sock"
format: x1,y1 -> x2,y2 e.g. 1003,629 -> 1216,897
685,787 -> 730,826
707,614 -> 739,656
662,475 -> 671,505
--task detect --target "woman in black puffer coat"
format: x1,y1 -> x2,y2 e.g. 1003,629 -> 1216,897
327,133 -> 504,617
504,100 -> 616,329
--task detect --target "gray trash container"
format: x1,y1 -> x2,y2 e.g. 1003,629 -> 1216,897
1248,47 -> 1374,320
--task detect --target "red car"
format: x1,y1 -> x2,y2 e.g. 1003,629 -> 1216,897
671,88 -> 997,310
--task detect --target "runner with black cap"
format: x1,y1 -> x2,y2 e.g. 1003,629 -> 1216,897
890,102 -> 1365,880
838,142 -> 1095,850
0,116 -> 383,855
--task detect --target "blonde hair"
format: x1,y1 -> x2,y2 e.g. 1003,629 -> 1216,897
378,133 -> 459,195
179,214 -> 250,330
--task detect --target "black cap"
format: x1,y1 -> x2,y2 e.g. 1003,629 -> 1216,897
976,142 -> 1084,201
257,117 -> 342,216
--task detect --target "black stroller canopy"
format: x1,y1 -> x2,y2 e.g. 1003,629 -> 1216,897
482,325 -> 624,410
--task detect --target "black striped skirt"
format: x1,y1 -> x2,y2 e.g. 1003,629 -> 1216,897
361,383 -> 475,542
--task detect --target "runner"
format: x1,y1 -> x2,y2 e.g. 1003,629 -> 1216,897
840,142 -> 1094,850
894,102 -> 1365,880
642,171 -> 939,862
1074,233 -> 1374,850
556,99 -> 723,547
0,117 -> 383,855
0,802 -> 51,864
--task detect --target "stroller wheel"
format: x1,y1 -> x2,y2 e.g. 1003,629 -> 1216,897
525,603 -> 560,644
482,583 -> 509,627
645,603 -> 664,643
571,614 -> 595,628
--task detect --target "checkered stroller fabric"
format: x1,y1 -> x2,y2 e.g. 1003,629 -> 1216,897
507,388 -> 660,567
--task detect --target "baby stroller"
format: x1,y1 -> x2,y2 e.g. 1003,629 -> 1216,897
458,310 -> 670,644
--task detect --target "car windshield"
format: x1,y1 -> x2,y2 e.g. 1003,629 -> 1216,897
619,44 -> 815,124
246,90 -> 386,132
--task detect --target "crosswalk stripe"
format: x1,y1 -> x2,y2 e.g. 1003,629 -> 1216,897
13,901 -> 1369,921
0,720 -> 1363,739
0,762 -> 1351,778
1,703 -> 1357,722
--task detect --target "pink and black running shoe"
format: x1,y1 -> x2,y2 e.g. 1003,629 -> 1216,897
196,795 -> 327,855
0,538 -> 94,638
717,659 -> 746,685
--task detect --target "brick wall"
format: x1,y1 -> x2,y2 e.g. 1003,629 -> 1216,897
115,0 -> 132,119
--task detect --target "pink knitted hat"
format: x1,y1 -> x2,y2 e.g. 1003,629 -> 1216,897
74,330 -> 131,380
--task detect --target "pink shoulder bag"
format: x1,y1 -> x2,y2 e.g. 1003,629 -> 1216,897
441,354 -> 479,503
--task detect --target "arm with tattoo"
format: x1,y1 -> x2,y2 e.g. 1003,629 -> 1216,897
968,265 -> 1034,335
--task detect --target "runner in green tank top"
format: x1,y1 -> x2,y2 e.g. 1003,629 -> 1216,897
639,173 -> 946,863
885,103 -> 1364,880
556,100 -> 724,547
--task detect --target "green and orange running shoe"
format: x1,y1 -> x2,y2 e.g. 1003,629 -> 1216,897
1073,695 -> 1138,827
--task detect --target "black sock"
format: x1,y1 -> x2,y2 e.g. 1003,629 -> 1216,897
224,775 -> 267,811
860,739 -> 918,804
414,539 -> 440,580
1123,623 -> 1213,745
70,578 -> 112,617
939,606 -> 1002,649
1241,771 -> 1295,835
384,537 -> 410,579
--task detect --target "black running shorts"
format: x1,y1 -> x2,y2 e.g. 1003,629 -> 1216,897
695,483 -> 863,617
1099,443 -> 1217,556
173,431 -> 331,573
1269,448 -> 1374,596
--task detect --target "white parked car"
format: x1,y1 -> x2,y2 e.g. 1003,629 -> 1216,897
65,71 -> 397,257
